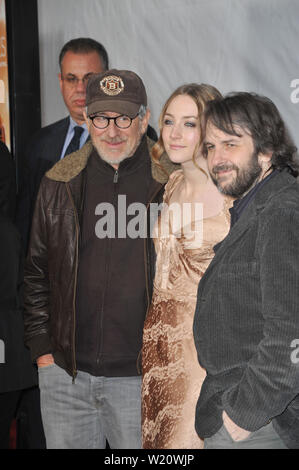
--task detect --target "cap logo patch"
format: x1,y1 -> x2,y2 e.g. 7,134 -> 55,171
100,75 -> 124,96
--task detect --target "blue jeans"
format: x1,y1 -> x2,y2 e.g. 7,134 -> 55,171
38,363 -> 142,449
204,421 -> 288,449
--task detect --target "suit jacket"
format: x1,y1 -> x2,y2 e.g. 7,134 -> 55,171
0,141 -> 16,221
193,169 -> 299,449
16,117 -> 70,251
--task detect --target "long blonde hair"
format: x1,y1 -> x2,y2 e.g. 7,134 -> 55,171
152,83 -> 222,176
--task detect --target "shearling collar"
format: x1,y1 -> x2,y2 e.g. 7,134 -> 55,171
46,137 -> 179,184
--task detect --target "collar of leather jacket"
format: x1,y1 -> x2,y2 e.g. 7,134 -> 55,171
46,136 -> 179,184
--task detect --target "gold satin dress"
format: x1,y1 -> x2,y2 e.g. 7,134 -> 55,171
142,170 -> 231,449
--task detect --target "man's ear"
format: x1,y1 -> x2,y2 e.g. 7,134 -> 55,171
258,151 -> 272,170
58,73 -> 63,93
83,110 -> 91,130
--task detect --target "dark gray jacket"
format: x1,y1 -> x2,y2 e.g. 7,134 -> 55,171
193,169 -> 299,449
0,215 -> 37,393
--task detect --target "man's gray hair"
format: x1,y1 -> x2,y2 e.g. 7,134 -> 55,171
138,104 -> 147,120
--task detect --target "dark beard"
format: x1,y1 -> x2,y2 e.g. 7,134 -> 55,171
211,154 -> 262,198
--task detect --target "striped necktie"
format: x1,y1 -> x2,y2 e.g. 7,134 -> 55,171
64,126 -> 84,156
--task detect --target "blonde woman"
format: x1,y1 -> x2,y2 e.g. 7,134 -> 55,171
142,84 -> 232,449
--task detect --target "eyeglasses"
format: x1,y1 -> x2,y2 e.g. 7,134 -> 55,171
89,113 -> 139,129
61,74 -> 93,88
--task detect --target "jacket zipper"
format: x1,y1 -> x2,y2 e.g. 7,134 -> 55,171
66,183 -> 80,382
96,169 -> 119,368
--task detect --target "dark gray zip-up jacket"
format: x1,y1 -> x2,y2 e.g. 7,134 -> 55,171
193,169 -> 299,449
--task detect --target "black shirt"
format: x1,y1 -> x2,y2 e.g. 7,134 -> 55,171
75,136 -> 160,377
229,170 -> 277,228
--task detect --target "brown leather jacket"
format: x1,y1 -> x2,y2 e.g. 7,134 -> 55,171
24,138 -> 176,378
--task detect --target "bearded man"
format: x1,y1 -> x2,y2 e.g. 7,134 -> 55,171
193,92 -> 299,449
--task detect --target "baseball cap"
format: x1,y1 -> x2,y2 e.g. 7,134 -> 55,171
86,69 -> 147,118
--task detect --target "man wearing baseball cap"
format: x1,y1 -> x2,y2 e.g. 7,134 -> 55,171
23,70 -> 176,449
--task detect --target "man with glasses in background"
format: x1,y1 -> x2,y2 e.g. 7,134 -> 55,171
23,70 -> 172,449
